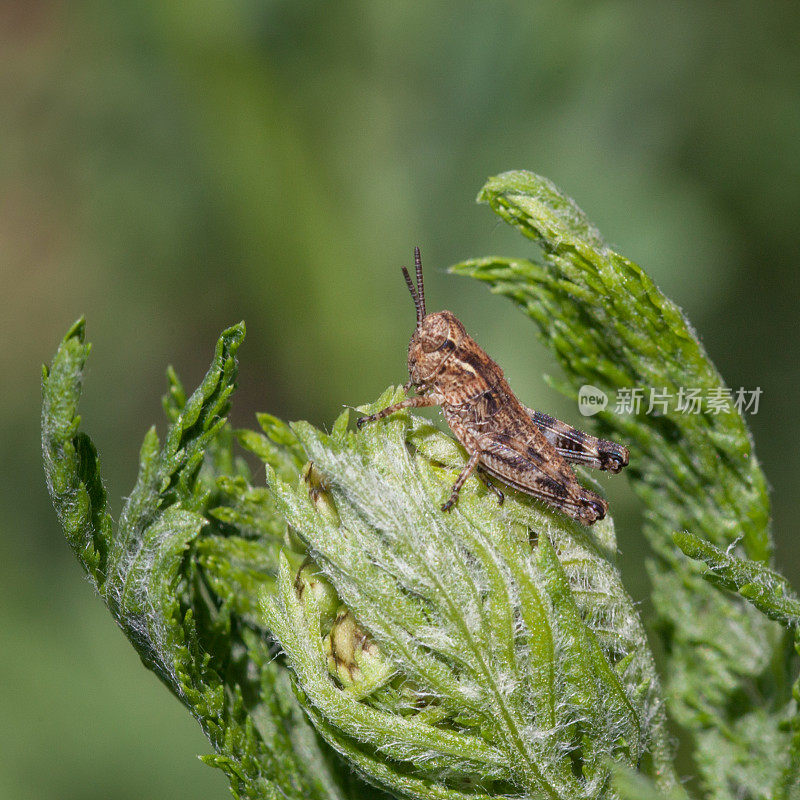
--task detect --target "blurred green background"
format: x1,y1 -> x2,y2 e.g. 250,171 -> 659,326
3,2 -> 798,797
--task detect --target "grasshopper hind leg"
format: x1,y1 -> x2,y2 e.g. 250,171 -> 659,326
526,408 -> 629,473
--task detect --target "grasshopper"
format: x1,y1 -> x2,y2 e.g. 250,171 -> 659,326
357,248 -> 629,525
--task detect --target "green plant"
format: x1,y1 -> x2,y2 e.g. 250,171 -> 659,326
42,171 -> 799,800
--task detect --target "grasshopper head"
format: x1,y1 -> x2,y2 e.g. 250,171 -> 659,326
401,248 -> 466,386
408,310 -> 466,384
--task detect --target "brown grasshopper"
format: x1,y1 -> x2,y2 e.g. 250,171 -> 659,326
357,247 -> 629,525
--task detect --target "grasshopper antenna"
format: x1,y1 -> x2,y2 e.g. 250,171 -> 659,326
414,246 -> 426,320
401,260 -> 425,326
401,266 -> 423,324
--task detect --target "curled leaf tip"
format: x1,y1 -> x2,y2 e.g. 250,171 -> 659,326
64,316 -> 87,343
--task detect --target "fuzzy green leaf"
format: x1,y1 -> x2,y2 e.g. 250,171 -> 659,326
674,531 -> 800,628
452,170 -> 793,800
263,387 -> 677,799
42,320 -> 366,800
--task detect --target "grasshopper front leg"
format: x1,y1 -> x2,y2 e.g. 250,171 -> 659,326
356,392 -> 445,429
441,449 -> 482,512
